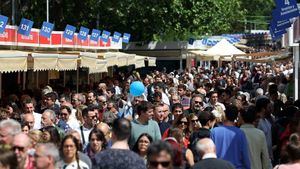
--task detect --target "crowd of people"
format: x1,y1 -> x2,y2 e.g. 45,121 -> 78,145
0,60 -> 299,169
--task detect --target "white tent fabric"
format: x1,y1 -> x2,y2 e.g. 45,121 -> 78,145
190,39 -> 245,61
0,50 -> 28,73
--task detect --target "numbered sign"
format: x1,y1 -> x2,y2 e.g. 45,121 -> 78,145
40,21 -> 54,38
78,26 -> 89,40
122,33 -> 131,43
90,29 -> 101,42
63,24 -> 76,40
0,15 -> 8,34
18,18 -> 34,36
101,30 -> 111,43
112,31 -> 121,43
274,0 -> 300,20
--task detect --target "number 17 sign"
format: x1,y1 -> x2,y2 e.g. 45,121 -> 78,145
18,18 -> 34,36
40,21 -> 54,38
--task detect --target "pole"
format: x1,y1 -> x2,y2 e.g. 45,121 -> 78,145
23,72 -> 26,90
36,71 -> 39,88
46,0 -> 49,22
0,73 -> 2,99
76,68 -> 79,93
12,0 -> 15,25
295,45 -> 299,100
63,71 -> 66,87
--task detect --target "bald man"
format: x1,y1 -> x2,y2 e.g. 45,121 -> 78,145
193,138 -> 235,169
97,122 -> 111,142
22,113 -> 35,130
13,133 -> 33,169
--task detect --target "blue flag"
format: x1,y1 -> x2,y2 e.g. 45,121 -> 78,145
101,30 -> 111,43
122,33 -> 131,43
90,29 -> 101,42
112,31 -> 122,43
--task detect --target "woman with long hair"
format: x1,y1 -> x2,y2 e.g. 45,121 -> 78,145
84,128 -> 107,162
41,126 -> 61,148
132,133 -> 153,163
58,135 -> 89,169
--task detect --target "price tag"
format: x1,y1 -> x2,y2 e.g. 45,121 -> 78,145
78,26 -> 89,40
0,15 -> 8,34
90,29 -> 101,42
112,31 -> 121,43
40,21 -> 54,38
101,30 -> 111,43
18,18 -> 34,36
63,24 -> 76,40
122,33 -> 131,43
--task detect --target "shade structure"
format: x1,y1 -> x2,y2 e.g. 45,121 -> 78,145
80,52 -> 98,68
126,53 -> 136,66
103,52 -> 118,67
134,55 -> 146,68
32,53 -> 59,71
147,56 -> 156,66
89,59 -> 108,74
190,39 -> 245,61
0,50 -> 28,73
57,54 -> 78,71
116,52 -> 128,67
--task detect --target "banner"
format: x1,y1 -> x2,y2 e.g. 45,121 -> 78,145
0,25 -> 122,49
90,29 -> 101,42
101,30 -> 111,43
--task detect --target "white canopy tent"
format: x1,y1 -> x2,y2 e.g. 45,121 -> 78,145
190,39 -> 246,61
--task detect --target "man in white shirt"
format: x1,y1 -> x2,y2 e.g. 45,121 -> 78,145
23,99 -> 41,129
59,105 -> 80,130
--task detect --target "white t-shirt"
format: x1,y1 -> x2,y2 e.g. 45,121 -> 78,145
33,112 -> 42,130
57,159 -> 89,169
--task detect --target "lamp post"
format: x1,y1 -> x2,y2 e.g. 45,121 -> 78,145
46,0 -> 49,22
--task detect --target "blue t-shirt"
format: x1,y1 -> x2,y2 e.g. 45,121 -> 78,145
211,125 -> 251,169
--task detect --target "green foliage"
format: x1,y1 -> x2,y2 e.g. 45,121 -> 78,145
0,0 -> 274,41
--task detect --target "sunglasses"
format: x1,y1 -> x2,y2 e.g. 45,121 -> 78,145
149,161 -> 171,168
13,146 -> 25,152
194,101 -> 203,105
191,119 -> 199,123
180,121 -> 188,125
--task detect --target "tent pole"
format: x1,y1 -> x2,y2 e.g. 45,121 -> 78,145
63,71 -> 66,87
23,72 -> 26,90
0,73 -> 2,99
76,68 -> 79,93
36,71 -> 39,88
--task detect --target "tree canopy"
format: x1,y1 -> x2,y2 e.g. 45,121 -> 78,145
0,0 -> 274,41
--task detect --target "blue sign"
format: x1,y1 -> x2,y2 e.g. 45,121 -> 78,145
274,0 -> 300,20
0,15 -> 8,34
63,24 -> 76,40
270,26 -> 286,40
40,21 -> 54,38
122,33 -> 131,43
112,32 -> 121,43
101,30 -> 111,43
18,18 -> 34,36
78,26 -> 89,40
90,29 -> 101,42
271,9 -> 292,31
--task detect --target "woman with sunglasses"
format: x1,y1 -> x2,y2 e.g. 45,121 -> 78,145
57,135 -> 90,169
132,133 -> 153,164
188,113 -> 201,133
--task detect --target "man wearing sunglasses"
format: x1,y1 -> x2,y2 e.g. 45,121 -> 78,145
13,133 -> 33,169
147,140 -> 173,169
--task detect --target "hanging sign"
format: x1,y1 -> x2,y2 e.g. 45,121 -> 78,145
63,24 -> 76,40
0,15 -> 8,34
90,29 -> 101,42
101,30 -> 111,43
40,21 -> 54,38
122,33 -> 131,43
78,26 -> 89,40
274,0 -> 300,20
112,31 -> 121,43
18,18 -> 34,36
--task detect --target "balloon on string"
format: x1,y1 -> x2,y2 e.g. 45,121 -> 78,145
130,81 -> 145,96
